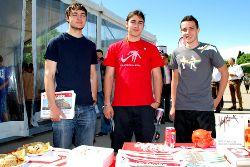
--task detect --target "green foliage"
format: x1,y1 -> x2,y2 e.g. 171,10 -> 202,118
237,53 -> 250,64
23,42 -> 32,64
36,29 -> 60,64
237,53 -> 250,73
23,29 -> 60,65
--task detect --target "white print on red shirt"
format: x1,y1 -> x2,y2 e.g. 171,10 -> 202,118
121,50 -> 141,63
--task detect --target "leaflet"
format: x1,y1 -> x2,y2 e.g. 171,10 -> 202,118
40,91 -> 76,119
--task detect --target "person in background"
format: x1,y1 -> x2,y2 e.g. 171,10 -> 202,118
228,57 -> 244,111
44,2 -> 97,148
211,67 -> 224,113
22,63 -> 34,126
160,52 -> 172,123
169,15 -> 229,143
0,55 -> 10,122
95,49 -> 111,137
103,10 -> 163,152
243,73 -> 250,94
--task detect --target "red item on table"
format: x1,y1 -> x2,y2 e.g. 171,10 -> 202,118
192,129 -> 214,148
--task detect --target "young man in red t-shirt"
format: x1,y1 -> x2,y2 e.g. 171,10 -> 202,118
103,10 -> 164,152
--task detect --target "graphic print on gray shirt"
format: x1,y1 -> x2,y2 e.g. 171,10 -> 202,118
170,42 -> 225,111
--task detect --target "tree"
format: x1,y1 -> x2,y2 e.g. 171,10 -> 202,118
237,53 -> 250,73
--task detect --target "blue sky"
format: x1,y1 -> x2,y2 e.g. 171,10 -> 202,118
92,0 -> 250,59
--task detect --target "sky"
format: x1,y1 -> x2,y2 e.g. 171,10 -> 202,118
91,0 -> 250,59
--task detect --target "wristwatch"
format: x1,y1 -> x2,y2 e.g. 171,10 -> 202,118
102,104 -> 111,109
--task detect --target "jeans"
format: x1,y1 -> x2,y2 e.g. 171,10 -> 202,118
97,91 -> 111,134
52,105 -> 96,149
0,95 -> 7,122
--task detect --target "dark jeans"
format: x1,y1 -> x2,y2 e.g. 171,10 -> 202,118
25,100 -> 32,125
112,106 -> 155,152
229,79 -> 243,108
211,81 -> 224,113
97,91 -> 111,134
161,84 -> 171,121
174,110 -> 216,143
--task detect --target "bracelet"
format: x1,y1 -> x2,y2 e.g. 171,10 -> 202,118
102,104 -> 111,109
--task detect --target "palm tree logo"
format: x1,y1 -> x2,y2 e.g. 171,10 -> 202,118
121,50 -> 141,63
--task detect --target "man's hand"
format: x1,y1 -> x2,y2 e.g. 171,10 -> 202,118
150,102 -> 160,109
93,98 -> 97,105
213,97 -> 221,109
169,107 -> 175,121
103,105 -> 114,119
50,105 -> 66,122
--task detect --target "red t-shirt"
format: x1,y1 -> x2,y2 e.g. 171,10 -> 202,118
103,39 -> 164,106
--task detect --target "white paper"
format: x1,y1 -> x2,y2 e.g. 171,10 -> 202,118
40,90 -> 76,119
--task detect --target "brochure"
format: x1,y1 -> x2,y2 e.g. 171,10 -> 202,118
40,91 -> 76,119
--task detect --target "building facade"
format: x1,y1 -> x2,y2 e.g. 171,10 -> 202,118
0,0 -> 157,141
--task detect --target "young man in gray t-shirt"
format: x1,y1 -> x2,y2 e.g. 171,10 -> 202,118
169,15 -> 229,143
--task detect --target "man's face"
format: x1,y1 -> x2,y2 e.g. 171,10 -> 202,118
66,9 -> 87,30
126,15 -> 144,38
228,58 -> 234,65
161,55 -> 168,65
96,51 -> 103,60
180,21 -> 199,45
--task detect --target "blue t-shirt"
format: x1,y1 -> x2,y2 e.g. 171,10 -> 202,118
45,33 -> 97,106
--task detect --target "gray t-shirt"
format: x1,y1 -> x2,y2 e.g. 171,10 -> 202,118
170,42 -> 225,111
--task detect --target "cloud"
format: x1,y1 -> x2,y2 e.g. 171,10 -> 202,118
219,45 -> 250,60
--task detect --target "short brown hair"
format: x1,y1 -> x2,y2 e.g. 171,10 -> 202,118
180,15 -> 199,29
126,10 -> 145,23
65,2 -> 87,19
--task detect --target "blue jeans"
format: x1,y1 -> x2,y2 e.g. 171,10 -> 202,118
52,105 -> 96,149
97,92 -> 111,134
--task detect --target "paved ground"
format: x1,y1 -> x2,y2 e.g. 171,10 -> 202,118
0,84 -> 249,153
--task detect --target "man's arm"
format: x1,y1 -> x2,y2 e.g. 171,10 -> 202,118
215,64 -> 229,108
151,67 -> 162,109
44,59 -> 65,121
169,69 -> 179,121
103,66 -> 115,119
90,64 -> 98,103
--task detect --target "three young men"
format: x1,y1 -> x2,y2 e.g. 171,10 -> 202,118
45,2 -> 230,149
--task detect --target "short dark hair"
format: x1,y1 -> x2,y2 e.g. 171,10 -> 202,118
126,10 -> 145,23
230,57 -> 235,63
0,55 -> 3,63
180,15 -> 199,29
65,2 -> 87,19
96,49 -> 103,55
161,53 -> 169,58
